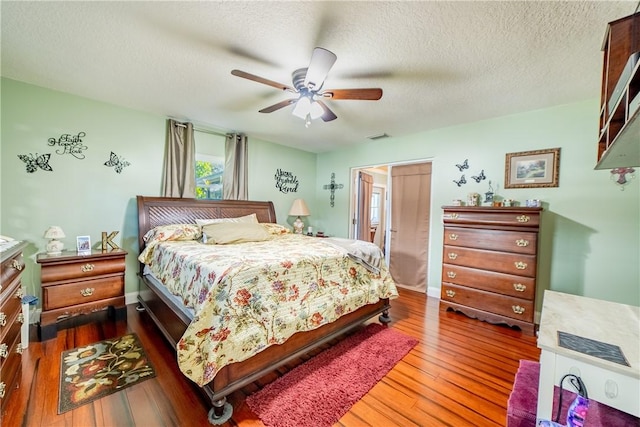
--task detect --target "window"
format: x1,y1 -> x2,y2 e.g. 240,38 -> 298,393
370,191 -> 381,225
195,154 -> 224,200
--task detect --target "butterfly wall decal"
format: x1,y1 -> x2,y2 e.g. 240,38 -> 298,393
453,174 -> 467,187
455,159 -> 469,172
471,170 -> 486,183
17,153 -> 53,173
104,151 -> 130,174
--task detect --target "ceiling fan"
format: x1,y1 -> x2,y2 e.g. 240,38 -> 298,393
231,47 -> 383,126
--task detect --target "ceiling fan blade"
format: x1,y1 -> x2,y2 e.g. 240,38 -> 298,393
315,100 -> 337,122
304,47 -> 337,90
321,88 -> 383,100
231,69 -> 295,93
258,98 -> 297,113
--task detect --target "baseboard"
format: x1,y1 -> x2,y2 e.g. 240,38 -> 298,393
126,291 -> 138,306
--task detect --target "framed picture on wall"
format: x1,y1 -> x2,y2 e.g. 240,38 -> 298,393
505,148 -> 560,189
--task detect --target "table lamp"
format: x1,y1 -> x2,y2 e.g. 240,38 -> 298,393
44,226 -> 65,255
289,199 -> 310,234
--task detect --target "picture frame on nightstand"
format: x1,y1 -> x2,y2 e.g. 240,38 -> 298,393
76,235 -> 91,254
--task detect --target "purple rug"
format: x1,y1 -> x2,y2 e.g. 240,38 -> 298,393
246,323 -> 418,427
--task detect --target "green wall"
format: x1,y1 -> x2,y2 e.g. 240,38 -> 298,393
316,100 -> 640,307
1,78 -> 317,300
2,77 -> 638,310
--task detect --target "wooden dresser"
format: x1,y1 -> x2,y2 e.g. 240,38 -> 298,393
37,249 -> 127,340
0,241 -> 28,411
440,206 -> 542,335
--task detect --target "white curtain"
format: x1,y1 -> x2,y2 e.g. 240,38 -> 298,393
161,119 -> 196,198
223,133 -> 248,200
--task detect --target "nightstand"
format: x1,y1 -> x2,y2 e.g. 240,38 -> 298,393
37,249 -> 127,340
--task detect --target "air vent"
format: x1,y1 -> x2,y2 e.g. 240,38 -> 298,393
367,133 -> 390,140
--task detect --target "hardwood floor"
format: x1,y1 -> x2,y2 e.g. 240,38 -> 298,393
2,288 -> 540,427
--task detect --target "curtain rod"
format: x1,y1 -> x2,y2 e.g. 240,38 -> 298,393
174,122 -> 227,137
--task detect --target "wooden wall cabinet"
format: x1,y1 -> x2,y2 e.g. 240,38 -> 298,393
440,207 -> 542,335
0,241 -> 28,411
596,12 -> 640,169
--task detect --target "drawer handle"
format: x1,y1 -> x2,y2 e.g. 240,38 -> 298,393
515,239 -> 529,247
11,259 -> 23,271
448,252 -> 458,260
81,263 -> 95,272
450,213 -> 459,220
17,343 -> 23,354
447,271 -> 456,279
0,382 -> 5,398
512,305 -> 525,315
80,288 -> 95,297
14,288 -> 24,299
514,261 -> 528,270
0,343 -> 7,358
0,312 -> 5,327
445,289 -> 456,298
448,233 -> 459,241
516,215 -> 530,223
18,313 -> 25,324
513,283 -> 527,292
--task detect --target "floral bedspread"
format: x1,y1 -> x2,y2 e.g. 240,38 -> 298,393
140,234 -> 398,386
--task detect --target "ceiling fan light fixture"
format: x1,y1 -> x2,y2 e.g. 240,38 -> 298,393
309,101 -> 323,120
292,96 -> 311,119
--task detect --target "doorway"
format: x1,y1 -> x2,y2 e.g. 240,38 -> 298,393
350,160 -> 432,292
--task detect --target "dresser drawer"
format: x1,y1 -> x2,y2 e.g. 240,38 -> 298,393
0,251 -> 24,289
0,310 -> 22,370
0,326 -> 22,408
443,227 -> 537,255
441,283 -> 534,322
443,208 -> 541,227
41,257 -> 125,283
442,264 -> 535,299
443,245 -> 537,277
1,283 -> 23,338
42,275 -> 124,310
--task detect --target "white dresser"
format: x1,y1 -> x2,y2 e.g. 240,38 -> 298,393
536,290 -> 639,422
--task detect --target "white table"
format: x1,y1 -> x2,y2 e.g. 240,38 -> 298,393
536,290 -> 639,423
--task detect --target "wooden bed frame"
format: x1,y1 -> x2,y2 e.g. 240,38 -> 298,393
135,196 -> 391,424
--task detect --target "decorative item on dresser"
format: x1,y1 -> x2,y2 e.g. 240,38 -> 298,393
43,226 -> 65,255
0,240 -> 28,411
440,206 -> 542,335
36,249 -> 127,341
288,198 -> 310,234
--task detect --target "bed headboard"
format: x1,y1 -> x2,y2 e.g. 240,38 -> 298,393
136,196 -> 277,251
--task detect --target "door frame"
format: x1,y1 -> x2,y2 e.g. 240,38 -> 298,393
349,158 -> 434,269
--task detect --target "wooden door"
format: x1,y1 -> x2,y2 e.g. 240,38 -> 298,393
389,162 -> 432,291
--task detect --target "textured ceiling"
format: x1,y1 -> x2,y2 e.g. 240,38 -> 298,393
1,1 -> 637,153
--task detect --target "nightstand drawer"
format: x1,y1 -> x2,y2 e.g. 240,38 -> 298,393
41,257 -> 125,283
43,276 -> 124,310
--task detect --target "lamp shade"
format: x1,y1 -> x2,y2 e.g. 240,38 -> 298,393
289,199 -> 310,217
44,226 -> 65,239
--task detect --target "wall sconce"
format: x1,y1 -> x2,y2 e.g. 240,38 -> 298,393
288,199 -> 310,234
44,226 -> 65,255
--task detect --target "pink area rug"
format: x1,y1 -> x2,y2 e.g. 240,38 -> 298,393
246,323 -> 418,427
